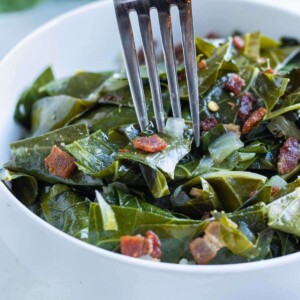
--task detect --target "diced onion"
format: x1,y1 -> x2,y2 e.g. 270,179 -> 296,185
208,132 -> 244,164
164,118 -> 186,138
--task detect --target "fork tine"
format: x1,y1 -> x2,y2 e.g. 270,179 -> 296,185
137,8 -> 165,133
158,6 -> 182,119
178,1 -> 200,146
114,5 -> 149,131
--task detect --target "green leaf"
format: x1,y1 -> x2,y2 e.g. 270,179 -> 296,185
140,164 -> 170,198
117,134 -> 192,179
202,171 -> 267,211
96,191 -> 118,231
64,130 -> 118,176
216,215 -> 256,258
39,71 -> 112,102
253,72 -> 289,114
14,67 -> 54,129
229,203 -> 267,233
8,124 -> 103,186
31,96 -> 91,136
195,37 -> 216,58
198,39 -> 239,95
0,0 -> 40,12
268,187 -> 300,237
171,176 -> 223,218
243,31 -> 261,60
0,168 -> 38,206
40,184 -> 90,238
88,201 -> 202,250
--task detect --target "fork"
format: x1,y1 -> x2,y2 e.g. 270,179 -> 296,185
113,0 -> 200,146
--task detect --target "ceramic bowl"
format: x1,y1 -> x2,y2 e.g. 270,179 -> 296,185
1,0 -> 300,299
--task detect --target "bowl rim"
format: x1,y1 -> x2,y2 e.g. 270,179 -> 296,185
1,0 -> 300,275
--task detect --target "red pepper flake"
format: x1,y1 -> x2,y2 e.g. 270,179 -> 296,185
224,74 -> 246,96
278,137 -> 300,175
238,92 -> 255,123
249,190 -> 258,198
119,149 -> 129,153
264,68 -> 275,75
198,59 -> 208,70
242,107 -> 267,134
271,186 -> 281,196
44,145 -> 76,178
233,36 -> 245,51
200,117 -> 218,132
132,135 -> 167,153
120,230 -> 162,259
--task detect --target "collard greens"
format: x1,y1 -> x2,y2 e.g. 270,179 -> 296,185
4,32 -> 300,265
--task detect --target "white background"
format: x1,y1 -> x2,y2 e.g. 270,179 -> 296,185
1,0 -> 300,299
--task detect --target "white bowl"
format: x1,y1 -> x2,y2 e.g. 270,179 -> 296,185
1,1 -> 300,299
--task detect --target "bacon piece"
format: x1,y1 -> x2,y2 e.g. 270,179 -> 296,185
120,235 -> 147,258
238,92 -> 255,123
233,36 -> 245,51
145,230 -> 162,259
120,231 -> 162,259
224,74 -> 246,96
189,222 -> 224,265
242,107 -> 267,134
132,135 -> 167,153
44,145 -> 76,178
278,137 -> 300,175
200,117 -> 218,132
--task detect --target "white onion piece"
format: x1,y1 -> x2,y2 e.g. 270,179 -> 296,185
208,132 -> 244,164
164,118 -> 186,138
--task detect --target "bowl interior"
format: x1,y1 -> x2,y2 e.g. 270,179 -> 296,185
1,0 -> 300,280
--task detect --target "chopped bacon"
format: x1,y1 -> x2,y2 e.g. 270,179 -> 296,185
278,137 -> 300,175
44,145 -> 76,178
238,92 -> 255,123
132,135 -> 167,153
200,117 -> 218,132
120,230 -> 162,259
224,123 -> 241,136
145,231 -> 162,259
242,107 -> 267,134
271,186 -> 281,196
233,36 -> 245,51
189,222 -> 223,265
224,74 -> 246,96
120,235 -> 147,258
198,59 -> 207,70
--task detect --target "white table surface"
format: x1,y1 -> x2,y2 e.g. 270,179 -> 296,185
1,0 -> 300,299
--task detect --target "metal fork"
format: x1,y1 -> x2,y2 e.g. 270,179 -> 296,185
113,0 -> 200,146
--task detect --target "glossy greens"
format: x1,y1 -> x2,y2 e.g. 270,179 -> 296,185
4,32 -> 300,265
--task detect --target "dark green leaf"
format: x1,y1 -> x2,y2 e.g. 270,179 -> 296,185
8,124 -> 103,186
14,67 -> 54,128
